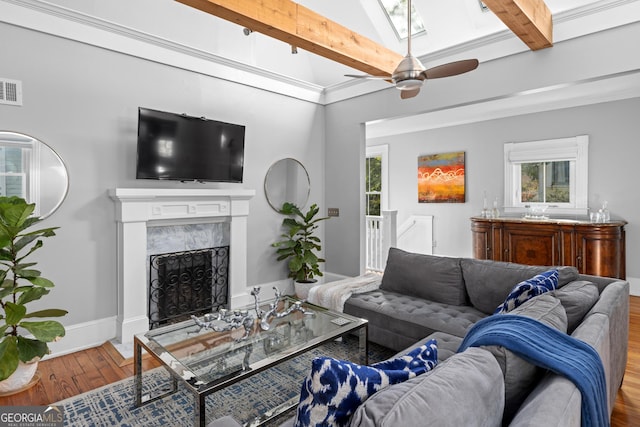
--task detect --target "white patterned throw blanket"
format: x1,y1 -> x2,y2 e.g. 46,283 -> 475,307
308,272 -> 382,313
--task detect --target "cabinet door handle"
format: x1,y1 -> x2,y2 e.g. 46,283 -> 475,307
576,256 -> 582,268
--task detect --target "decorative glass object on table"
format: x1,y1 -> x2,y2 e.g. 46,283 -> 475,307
523,205 -> 548,219
191,286 -> 312,340
590,201 -> 611,223
491,198 -> 500,218
480,192 -> 500,218
480,190 -> 490,218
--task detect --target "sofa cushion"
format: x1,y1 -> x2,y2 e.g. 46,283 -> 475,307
294,339 -> 437,427
552,280 -> 600,333
394,331 -> 463,363
494,269 -> 559,314
344,290 -> 486,349
485,293 -> 568,424
460,258 -> 579,315
380,248 -> 467,306
349,347 -> 504,427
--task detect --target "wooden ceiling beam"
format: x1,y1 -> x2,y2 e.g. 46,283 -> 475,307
175,0 -> 403,76
482,0 -> 553,50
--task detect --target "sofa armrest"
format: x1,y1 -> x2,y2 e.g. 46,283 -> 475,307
510,311 -> 613,425
585,281 -> 629,402
509,373 -> 581,427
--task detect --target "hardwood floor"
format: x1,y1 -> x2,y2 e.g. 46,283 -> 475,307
0,342 -> 160,406
2,298 -> 640,425
611,295 -> 640,425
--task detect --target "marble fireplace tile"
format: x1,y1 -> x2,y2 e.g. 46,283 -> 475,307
147,223 -> 230,256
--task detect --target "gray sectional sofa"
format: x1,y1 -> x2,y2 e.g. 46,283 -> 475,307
340,247 -> 629,426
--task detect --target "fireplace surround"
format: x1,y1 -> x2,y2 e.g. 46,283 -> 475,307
109,188 -> 255,343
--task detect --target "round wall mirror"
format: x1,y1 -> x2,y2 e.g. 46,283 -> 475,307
264,158 -> 310,212
0,131 -> 69,219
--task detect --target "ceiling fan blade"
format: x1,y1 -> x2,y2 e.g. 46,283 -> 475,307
400,87 -> 421,99
423,59 -> 479,79
345,74 -> 391,80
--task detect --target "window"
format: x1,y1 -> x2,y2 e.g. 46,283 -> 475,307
366,145 -> 389,216
520,161 -> 570,203
366,156 -> 381,216
504,135 -> 588,216
0,143 -> 31,199
378,0 -> 426,39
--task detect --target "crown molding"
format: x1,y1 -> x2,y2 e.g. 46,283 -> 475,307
0,0 -> 326,104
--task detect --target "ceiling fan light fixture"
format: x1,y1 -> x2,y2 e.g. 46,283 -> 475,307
396,79 -> 423,90
343,0 -> 477,99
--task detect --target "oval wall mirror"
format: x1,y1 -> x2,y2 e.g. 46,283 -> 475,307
0,131 -> 69,219
264,158 -> 310,212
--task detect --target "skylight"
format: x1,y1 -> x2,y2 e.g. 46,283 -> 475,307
378,0 -> 426,40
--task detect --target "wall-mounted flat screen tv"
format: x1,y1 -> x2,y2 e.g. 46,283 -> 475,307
136,107 -> 245,183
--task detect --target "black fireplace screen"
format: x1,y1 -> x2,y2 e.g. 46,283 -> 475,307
148,246 -> 229,329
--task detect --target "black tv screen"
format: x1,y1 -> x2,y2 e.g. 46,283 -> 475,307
136,107 -> 245,183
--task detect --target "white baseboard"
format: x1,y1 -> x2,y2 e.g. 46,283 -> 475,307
45,316 -> 117,359
628,276 -> 640,296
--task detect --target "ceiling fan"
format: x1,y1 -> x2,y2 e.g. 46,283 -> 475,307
346,0 -> 479,99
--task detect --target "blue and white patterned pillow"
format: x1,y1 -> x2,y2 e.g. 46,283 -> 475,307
294,339 -> 438,427
494,269 -> 559,314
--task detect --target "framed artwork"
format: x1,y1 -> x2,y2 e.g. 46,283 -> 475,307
418,151 -> 465,203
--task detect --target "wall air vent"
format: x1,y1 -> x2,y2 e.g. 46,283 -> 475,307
0,78 -> 23,106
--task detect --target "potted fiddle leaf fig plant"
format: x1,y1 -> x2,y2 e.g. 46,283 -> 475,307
0,196 -> 67,392
272,202 -> 329,299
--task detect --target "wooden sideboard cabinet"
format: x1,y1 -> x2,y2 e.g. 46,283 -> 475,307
470,217 -> 627,279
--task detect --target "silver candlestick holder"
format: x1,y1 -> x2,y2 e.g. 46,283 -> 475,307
260,289 -> 313,331
192,286 -> 314,340
191,308 -> 254,340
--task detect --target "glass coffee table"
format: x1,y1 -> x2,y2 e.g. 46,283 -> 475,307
133,296 -> 368,427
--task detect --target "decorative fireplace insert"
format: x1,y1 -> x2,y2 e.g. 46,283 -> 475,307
148,246 -> 229,329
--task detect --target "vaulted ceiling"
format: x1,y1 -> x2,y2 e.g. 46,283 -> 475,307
175,0 -> 553,79
162,0 -> 634,99
3,0 -> 638,106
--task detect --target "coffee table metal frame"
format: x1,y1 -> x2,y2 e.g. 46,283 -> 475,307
133,298 -> 368,427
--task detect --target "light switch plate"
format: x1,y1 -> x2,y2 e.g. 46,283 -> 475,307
328,208 -> 339,217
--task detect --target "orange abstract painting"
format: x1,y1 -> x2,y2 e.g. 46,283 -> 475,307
418,151 -> 465,203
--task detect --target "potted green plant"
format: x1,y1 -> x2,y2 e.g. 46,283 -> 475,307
272,202 -> 329,298
0,196 -> 67,393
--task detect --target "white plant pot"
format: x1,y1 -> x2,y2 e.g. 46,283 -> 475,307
0,360 -> 39,395
294,280 -> 319,300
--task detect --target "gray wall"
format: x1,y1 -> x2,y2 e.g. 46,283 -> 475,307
325,21 -> 640,280
368,98 -> 640,260
0,22 -> 325,328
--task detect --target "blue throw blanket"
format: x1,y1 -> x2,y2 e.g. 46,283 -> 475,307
458,315 -> 609,427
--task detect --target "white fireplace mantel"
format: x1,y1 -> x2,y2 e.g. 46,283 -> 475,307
109,187 -> 255,343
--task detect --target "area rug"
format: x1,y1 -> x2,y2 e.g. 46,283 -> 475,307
55,337 -> 395,426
